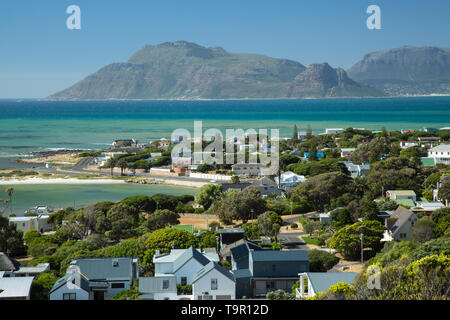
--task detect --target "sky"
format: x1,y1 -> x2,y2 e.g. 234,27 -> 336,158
0,0 -> 449,98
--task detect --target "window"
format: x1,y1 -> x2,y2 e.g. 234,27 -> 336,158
181,277 -> 187,286
63,293 -> 76,300
162,280 -> 170,290
111,283 -> 125,289
211,278 -> 218,290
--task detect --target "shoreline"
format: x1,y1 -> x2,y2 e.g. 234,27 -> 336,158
0,177 -> 126,185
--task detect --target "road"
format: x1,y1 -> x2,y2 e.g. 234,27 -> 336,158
277,232 -> 310,250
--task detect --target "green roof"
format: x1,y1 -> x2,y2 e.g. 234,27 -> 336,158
387,190 -> 416,196
421,157 -> 436,167
394,199 -> 415,208
172,225 -> 194,233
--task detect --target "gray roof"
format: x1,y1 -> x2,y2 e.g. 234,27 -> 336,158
251,250 -> 309,262
50,271 -> 90,293
0,276 -> 34,299
232,268 -> 252,279
172,247 -> 210,272
0,253 -> 20,272
192,261 -> 235,283
218,228 -> 245,234
70,257 -> 136,281
230,242 -> 262,261
15,263 -> 50,275
387,206 -> 417,235
221,240 -> 260,257
304,272 -> 357,294
139,276 -> 177,294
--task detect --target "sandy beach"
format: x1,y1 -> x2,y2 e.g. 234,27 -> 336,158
0,177 -> 126,185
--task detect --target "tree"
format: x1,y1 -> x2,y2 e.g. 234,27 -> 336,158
412,217 -> 436,243
215,187 -> 266,224
242,222 -> 262,240
257,211 -> 283,240
438,180 -> 450,204
0,214 -> 26,257
292,124 -> 299,142
105,157 -> 117,176
117,158 -> 128,176
362,199 -> 379,221
30,271 -> 59,300
329,220 -> 385,260
121,195 -> 156,213
106,203 -> 139,240
147,209 -> 180,231
197,231 -> 218,248
303,219 -> 319,236
266,289 -> 296,300
330,208 -> 354,230
194,184 -> 223,210
5,187 -> 14,214
306,124 -> 313,139
231,175 -> 240,184
307,249 -> 340,272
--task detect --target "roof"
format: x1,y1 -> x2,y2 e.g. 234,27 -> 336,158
421,157 -> 436,167
192,261 -> 235,283
50,271 -> 90,293
171,225 -> 194,233
172,247 -> 210,273
387,206 -> 417,235
232,268 -> 252,279
251,177 -> 278,188
430,144 -> 450,152
395,199 -> 415,208
0,253 -> 20,272
250,250 -> 309,262
15,263 -> 50,275
69,257 -> 136,281
387,190 -> 416,196
218,228 -> 244,234
139,276 -> 177,294
221,240 -> 261,257
0,277 -> 34,299
303,272 -> 357,294
230,242 -> 262,260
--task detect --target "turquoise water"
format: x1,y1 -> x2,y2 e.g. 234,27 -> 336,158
0,183 -> 197,216
0,97 -> 449,169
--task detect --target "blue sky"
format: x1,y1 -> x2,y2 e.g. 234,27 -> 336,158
1,0 -> 449,98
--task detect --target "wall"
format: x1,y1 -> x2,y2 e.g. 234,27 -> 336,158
175,259 -> 205,285
189,173 -> 232,181
193,268 -> 235,300
50,284 -> 89,300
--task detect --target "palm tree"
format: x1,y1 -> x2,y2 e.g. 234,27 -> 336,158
6,187 -> 14,214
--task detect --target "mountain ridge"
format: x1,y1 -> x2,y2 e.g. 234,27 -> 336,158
47,41 -> 383,100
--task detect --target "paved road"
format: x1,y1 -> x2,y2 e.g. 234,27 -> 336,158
277,232 -> 310,250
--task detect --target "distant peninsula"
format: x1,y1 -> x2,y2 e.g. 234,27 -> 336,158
48,42 -> 450,100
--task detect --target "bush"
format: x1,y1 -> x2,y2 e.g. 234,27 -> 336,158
290,223 -> 298,229
307,249 -> 340,272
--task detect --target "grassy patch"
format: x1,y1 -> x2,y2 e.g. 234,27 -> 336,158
302,236 -> 320,246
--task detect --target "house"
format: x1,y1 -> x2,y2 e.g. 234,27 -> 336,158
153,247 -> 217,285
343,162 -> 370,178
297,131 -> 308,141
218,228 -> 245,249
231,243 -> 309,298
417,136 -> 440,147
0,252 -> 50,278
400,141 -> 419,149
428,144 -> 450,164
193,261 -> 235,300
9,214 -> 54,234
275,171 -> 306,189
14,263 -> 50,277
319,212 -> 331,224
296,272 -> 357,299
50,257 -> 139,300
219,240 -> 260,262
111,139 -> 137,148
138,275 -> 181,300
325,128 -> 344,135
382,206 -> 418,242
386,190 -> 417,207
423,127 -> 438,133
0,276 -> 34,300
158,139 -> 170,150
251,177 -> 283,197
340,148 -> 356,158
412,201 -> 445,214
231,163 -> 271,178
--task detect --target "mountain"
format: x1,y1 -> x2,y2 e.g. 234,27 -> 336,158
348,46 -> 450,95
48,41 -> 382,100
286,63 -> 383,98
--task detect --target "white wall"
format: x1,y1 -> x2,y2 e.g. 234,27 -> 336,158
175,259 -> 205,285
189,172 -> 232,181
193,269 -> 235,300
50,284 -> 89,300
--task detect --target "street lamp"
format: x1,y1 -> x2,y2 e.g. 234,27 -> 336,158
360,233 -> 364,265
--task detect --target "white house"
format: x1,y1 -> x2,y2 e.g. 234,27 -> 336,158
138,275 -> 184,300
428,144 -> 450,164
0,276 -> 35,300
275,171 -> 306,189
382,206 -> 418,242
9,214 -> 54,234
153,247 -> 218,285
343,162 -> 370,178
340,148 -> 356,158
386,190 -> 417,202
325,128 -> 344,135
50,257 -> 138,300
192,262 -> 236,300
296,272 -> 357,299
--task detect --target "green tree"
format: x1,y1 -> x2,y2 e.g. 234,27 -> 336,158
292,124 -> 299,142
0,214 -> 26,256
257,211 -> 283,240
147,209 -> 180,231
195,184 -> 223,210
5,187 -> 14,214
329,220 -> 385,260
30,271 -> 60,300
106,203 -> 139,240
412,217 -> 436,243
307,249 -> 340,272
121,195 -> 156,212
438,180 -> 450,203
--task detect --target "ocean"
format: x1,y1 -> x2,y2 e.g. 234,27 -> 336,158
0,97 -> 449,169
0,97 -> 449,214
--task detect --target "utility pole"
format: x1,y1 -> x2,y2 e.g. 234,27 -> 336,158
360,233 -> 364,265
